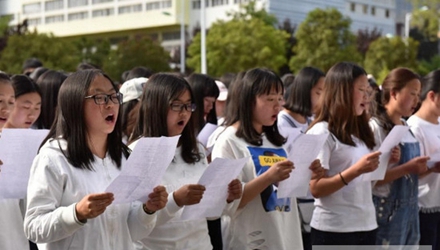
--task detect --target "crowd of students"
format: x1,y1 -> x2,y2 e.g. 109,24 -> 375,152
0,58 -> 439,250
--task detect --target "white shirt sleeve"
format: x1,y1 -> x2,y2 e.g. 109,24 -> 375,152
24,154 -> 84,243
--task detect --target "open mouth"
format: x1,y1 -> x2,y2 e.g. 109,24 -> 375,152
105,114 -> 114,123
0,117 -> 6,122
177,120 -> 185,126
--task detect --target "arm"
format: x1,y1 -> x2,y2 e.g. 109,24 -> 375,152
24,154 -> 84,243
375,156 -> 429,186
310,151 -> 381,198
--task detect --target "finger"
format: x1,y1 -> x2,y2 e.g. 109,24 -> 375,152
188,184 -> 206,191
153,185 -> 166,192
89,193 -> 114,201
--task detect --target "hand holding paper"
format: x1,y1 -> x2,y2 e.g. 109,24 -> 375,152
180,157 -> 248,220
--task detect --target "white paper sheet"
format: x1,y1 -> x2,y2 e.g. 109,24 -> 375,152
197,123 -> 218,148
105,136 -> 180,204
362,125 -> 409,181
0,129 -> 49,199
279,127 -> 302,154
427,151 -> 440,169
180,157 -> 249,220
278,132 -> 329,198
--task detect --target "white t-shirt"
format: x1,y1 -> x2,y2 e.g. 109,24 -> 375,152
277,110 -> 309,132
307,121 -> 377,232
407,115 -> 440,212
212,126 -> 303,250
24,138 -> 156,250
369,118 -> 417,197
130,140 -> 212,250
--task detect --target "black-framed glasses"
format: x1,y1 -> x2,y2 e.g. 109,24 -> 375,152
170,103 -> 196,112
84,93 -> 123,105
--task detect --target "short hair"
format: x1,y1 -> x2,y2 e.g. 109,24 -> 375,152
77,62 -> 100,71
126,66 -> 153,81
284,67 -> 324,117
22,58 -> 43,73
234,68 -> 285,146
421,69 -> 440,101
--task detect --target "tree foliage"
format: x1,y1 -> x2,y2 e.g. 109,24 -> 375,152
187,18 -> 288,76
102,36 -> 170,81
364,36 -> 419,80
0,30 -> 80,74
75,37 -> 111,69
410,0 -> 440,41
228,0 -> 278,26
289,8 -> 361,73
356,27 -> 382,58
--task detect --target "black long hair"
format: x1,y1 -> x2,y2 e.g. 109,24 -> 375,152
40,69 -> 130,170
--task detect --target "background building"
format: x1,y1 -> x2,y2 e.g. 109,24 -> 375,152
1,0 -> 400,51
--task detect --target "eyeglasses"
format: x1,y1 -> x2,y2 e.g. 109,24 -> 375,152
170,103 -> 196,112
85,93 -> 122,105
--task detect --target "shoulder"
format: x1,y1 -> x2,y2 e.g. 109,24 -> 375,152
307,121 -> 328,135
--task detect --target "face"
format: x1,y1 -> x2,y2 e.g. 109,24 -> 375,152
7,92 -> 41,128
392,78 -> 421,117
84,75 -> 119,139
252,87 -> 283,133
167,90 -> 192,137
203,96 -> 216,117
0,83 -> 15,129
352,75 -> 369,116
310,77 -> 324,115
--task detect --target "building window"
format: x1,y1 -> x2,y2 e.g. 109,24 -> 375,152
163,31 -> 181,41
23,3 -> 41,14
162,0 -> 172,8
371,6 -> 376,16
92,0 -> 113,4
234,0 -> 248,3
350,2 -> 355,12
385,9 -> 390,18
212,0 -> 227,6
46,15 -> 64,24
45,0 -> 64,11
363,4 -> 368,14
192,0 -> 200,9
93,8 -> 115,17
68,0 -> 88,8
27,18 -> 41,26
146,1 -> 161,10
68,11 -> 88,21
119,4 -> 142,14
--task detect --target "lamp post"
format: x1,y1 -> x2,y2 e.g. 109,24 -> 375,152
200,0 -> 207,74
405,12 -> 412,38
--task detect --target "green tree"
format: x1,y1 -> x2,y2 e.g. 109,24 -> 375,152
102,36 -> 170,81
417,55 -> 440,76
409,0 -> 440,41
74,37 -> 111,69
364,36 -> 419,81
0,30 -> 81,74
187,18 -> 288,76
228,0 -> 278,26
289,8 -> 361,73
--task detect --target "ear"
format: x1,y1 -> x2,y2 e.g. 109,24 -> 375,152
427,91 -> 436,102
390,88 -> 398,100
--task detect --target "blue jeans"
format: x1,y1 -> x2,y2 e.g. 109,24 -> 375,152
373,141 -> 420,246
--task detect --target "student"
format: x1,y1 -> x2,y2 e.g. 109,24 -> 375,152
129,73 -> 241,249
212,68 -> 323,249
0,72 -> 32,250
406,70 -> 440,249
34,70 -> 67,129
278,66 -> 325,131
24,69 -> 168,250
187,73 -> 220,134
3,75 -> 41,129
370,67 -> 429,247
307,62 -> 381,245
